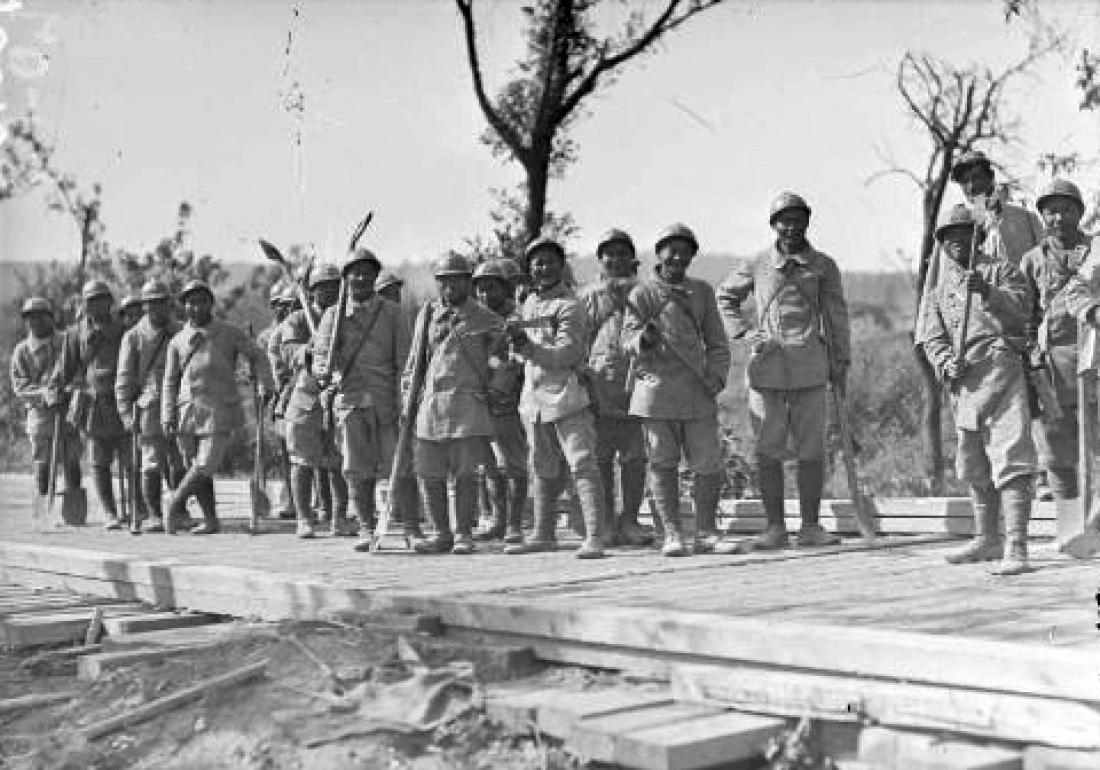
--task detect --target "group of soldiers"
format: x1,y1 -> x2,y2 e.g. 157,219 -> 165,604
12,149 -> 1100,575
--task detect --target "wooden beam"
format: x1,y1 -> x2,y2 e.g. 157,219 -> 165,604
1,605 -> 145,649
101,612 -> 223,636
77,643 -> 227,681
0,691 -> 76,715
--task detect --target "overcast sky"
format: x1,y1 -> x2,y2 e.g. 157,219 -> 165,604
1,0 -> 1099,273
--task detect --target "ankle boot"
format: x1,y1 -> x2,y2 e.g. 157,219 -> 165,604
414,478 -> 454,554
329,472 -> 355,536
617,461 -> 653,546
190,475 -> 220,535
650,468 -> 687,557
167,468 -> 203,534
316,469 -> 333,525
474,470 -> 507,541
452,475 -> 478,554
351,478 -> 377,552
796,460 -> 839,547
506,476 -> 560,554
946,483 -> 1003,564
753,457 -> 789,550
93,464 -> 122,530
992,476 -> 1032,576
142,470 -> 165,532
504,475 -> 528,544
291,464 -> 316,539
693,472 -> 724,553
574,473 -> 607,559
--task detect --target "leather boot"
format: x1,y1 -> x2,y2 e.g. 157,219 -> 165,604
598,461 -> 619,546
474,470 -> 507,541
753,457 -> 789,550
166,468 -> 201,534
329,472 -> 355,536
693,472 -> 724,553
565,478 -> 586,538
452,475 -> 478,554
617,461 -> 653,546
946,483 -> 1003,564
796,460 -> 839,547
190,475 -> 220,535
505,476 -> 561,554
414,478 -> 454,554
574,473 -> 607,559
93,464 -> 122,530
291,464 -> 316,539
316,469 -> 333,525
142,470 -> 165,532
474,470 -> 494,535
504,475 -> 528,544
991,476 -> 1032,576
651,468 -> 687,557
351,478 -> 377,552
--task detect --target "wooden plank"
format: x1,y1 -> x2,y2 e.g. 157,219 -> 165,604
1023,746 -> 1100,769
484,687 -> 557,733
611,712 -> 786,770
0,691 -> 77,715
670,663 -> 1100,750
77,644 -> 226,681
1,605 -> 146,649
722,513 -> 1058,537
858,727 -> 1022,769
101,612 -> 223,636
566,701 -> 724,763
536,689 -> 674,739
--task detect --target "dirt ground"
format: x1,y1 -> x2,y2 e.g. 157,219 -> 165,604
0,616 -> 616,770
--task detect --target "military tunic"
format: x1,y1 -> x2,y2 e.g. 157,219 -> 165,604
280,305 -> 339,469
161,319 -> 274,475
484,297 -> 528,477
11,331 -> 67,465
916,256 -> 1037,489
311,294 -> 410,481
718,244 -> 849,462
623,274 -> 729,473
116,316 -> 181,472
407,297 -> 496,479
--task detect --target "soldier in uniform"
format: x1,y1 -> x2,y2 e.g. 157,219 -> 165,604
49,281 -> 130,530
161,280 -> 274,534
377,271 -> 406,305
1019,180 -> 1099,520
311,248 -> 410,552
279,263 -> 351,538
504,235 -> 606,558
916,204 -> 1037,575
951,151 -> 1044,267
119,295 -> 144,332
624,224 -> 730,557
115,280 -> 182,533
406,254 -> 499,554
471,259 -> 529,544
718,194 -> 850,551
582,229 -> 652,546
11,298 -> 80,501
263,284 -> 299,521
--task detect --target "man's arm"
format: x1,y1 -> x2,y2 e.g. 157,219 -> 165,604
10,344 -> 44,408
114,332 -> 140,429
716,257 -> 757,337
161,339 -> 181,433
699,282 -> 731,392
517,299 -> 589,370
820,255 -> 851,373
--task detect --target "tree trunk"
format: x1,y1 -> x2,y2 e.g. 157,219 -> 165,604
523,157 -> 550,250
915,195 -> 946,496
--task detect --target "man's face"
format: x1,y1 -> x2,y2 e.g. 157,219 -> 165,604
85,295 -> 112,324
347,262 -> 379,301
121,306 -> 143,330
25,311 -> 53,338
941,226 -> 974,266
437,274 -> 471,307
529,248 -> 564,292
772,209 -> 810,252
312,281 -> 340,310
474,277 -> 509,312
145,298 -> 170,328
958,165 -> 995,204
183,291 -> 214,326
1040,197 -> 1083,240
598,241 -> 637,279
656,238 -> 695,284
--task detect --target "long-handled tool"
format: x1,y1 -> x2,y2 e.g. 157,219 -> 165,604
1062,323 -> 1100,558
249,357 -> 271,535
130,404 -> 142,535
117,446 -> 129,532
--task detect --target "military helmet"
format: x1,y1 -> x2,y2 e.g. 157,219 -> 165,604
308,263 -> 342,289
341,247 -> 382,277
524,234 -> 566,263
596,228 -> 636,258
20,297 -> 53,318
432,253 -> 474,278
81,279 -> 113,302
472,259 -> 511,284
119,294 -> 142,312
1036,179 -> 1085,213
140,280 -> 170,302
768,192 -> 812,224
934,204 -> 978,242
376,270 -> 404,293
178,279 -> 214,302
654,223 -> 699,255
951,149 -> 993,183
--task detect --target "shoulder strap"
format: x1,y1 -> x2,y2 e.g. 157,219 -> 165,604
337,300 -> 386,380
137,330 -> 170,385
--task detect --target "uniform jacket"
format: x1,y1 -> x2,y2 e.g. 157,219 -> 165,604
161,319 -> 274,436
406,297 -> 499,440
279,305 -> 326,424
718,244 -> 849,391
980,202 -> 1045,267
311,294 -> 410,419
515,282 -> 591,424
116,316 -> 181,437
11,331 -> 62,437
483,298 -> 524,416
582,276 -> 637,418
53,316 -> 125,437
624,273 -> 730,421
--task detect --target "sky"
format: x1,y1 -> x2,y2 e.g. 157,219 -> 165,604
1,0 -> 1099,274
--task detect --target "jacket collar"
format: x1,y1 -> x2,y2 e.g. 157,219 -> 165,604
535,282 -> 571,300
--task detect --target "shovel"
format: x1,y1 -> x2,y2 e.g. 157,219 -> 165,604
249,368 -> 271,534
1061,347 -> 1100,558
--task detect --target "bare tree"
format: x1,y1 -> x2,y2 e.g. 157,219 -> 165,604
870,46 -> 1053,493
455,0 -> 724,261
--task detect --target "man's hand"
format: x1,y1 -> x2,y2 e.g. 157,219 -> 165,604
943,357 -> 967,383
965,270 -> 990,299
